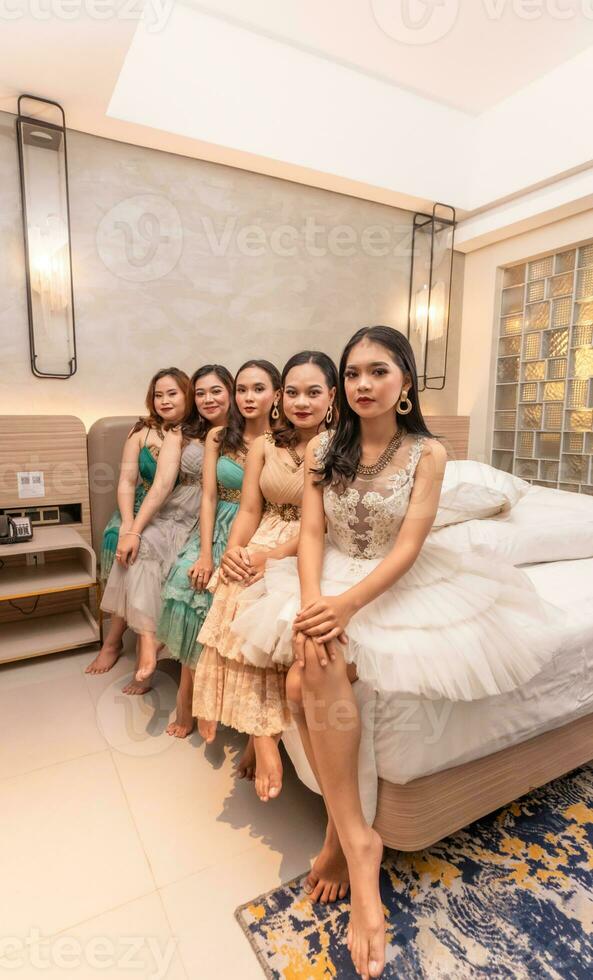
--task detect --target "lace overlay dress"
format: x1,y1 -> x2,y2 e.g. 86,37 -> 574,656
156,455 -> 244,668
192,433 -> 303,736
232,431 -> 568,702
101,440 -> 204,635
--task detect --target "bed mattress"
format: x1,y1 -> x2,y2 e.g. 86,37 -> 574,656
282,555 -> 593,788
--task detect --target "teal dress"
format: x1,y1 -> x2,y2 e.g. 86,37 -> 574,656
100,433 -> 159,583
157,455 -> 244,667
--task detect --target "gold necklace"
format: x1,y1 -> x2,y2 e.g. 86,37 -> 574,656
286,444 -> 304,468
357,430 -> 405,477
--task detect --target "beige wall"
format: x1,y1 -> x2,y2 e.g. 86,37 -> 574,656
459,209 -> 593,461
0,110 -> 462,430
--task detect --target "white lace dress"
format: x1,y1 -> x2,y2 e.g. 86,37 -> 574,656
231,432 -> 568,701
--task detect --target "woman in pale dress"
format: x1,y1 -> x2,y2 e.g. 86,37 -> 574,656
100,366 -> 232,694
231,326 -> 567,980
86,368 -> 192,681
192,351 -> 337,784
158,360 -> 281,738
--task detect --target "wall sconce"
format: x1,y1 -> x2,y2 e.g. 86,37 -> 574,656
16,95 -> 77,378
406,203 -> 456,391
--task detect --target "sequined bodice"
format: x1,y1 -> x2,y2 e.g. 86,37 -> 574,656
319,432 -> 426,560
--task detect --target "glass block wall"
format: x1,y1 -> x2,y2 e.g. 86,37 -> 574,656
493,241 -> 593,495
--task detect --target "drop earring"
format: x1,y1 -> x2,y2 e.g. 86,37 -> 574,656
271,401 -> 280,421
396,390 -> 413,415
325,405 -> 333,426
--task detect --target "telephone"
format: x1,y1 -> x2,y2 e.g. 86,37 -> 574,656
0,514 -> 33,544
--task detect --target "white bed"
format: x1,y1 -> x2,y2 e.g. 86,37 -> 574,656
282,483 -> 593,845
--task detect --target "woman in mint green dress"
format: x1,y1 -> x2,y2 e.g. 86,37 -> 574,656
160,359 -> 281,739
86,367 -> 193,676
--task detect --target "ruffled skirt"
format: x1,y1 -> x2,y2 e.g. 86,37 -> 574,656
230,540 -> 569,702
192,512 -> 300,734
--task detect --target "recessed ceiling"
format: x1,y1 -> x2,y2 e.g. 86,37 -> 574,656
187,0 -> 593,113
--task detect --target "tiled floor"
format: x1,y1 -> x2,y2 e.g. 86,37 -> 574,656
0,634 -> 326,979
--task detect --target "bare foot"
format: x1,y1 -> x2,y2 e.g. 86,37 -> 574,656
85,641 -> 122,675
135,647 -> 157,683
254,735 -> 283,802
304,822 -> 350,903
166,719 -> 196,738
346,828 -> 385,980
235,736 -> 256,781
198,718 -> 217,743
122,678 -> 152,695
166,689 -> 196,739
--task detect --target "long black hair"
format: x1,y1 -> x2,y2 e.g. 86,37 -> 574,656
183,364 -> 236,441
272,351 -> 338,449
317,326 -> 440,487
217,359 -> 282,456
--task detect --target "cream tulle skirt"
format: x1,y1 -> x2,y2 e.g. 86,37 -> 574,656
230,540 -> 569,702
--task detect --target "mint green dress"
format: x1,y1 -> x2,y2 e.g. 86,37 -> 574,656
157,455 -> 244,667
100,432 -> 159,583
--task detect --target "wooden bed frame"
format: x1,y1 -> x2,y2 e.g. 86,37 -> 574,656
87,414 -> 592,851
373,414 -> 593,850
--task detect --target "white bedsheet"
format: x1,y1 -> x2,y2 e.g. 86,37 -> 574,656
282,556 -> 593,793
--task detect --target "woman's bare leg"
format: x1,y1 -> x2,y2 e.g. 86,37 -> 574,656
253,734 -> 283,802
85,615 -> 125,674
166,665 -> 196,738
286,664 -> 349,904
300,639 -> 385,980
135,631 -> 159,683
235,735 -> 256,780
122,635 -> 152,695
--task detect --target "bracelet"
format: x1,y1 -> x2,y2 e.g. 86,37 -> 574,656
124,531 -> 142,539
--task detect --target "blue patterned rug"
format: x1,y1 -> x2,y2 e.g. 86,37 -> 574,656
235,765 -> 593,978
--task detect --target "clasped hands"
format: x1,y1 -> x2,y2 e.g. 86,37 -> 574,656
292,594 -> 353,668
219,546 -> 267,585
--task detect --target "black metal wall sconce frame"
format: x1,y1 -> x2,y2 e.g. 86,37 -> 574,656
406,202 -> 456,391
16,94 -> 77,379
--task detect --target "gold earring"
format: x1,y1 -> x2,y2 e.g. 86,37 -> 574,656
271,402 -> 280,421
325,405 -> 333,425
396,390 -> 412,415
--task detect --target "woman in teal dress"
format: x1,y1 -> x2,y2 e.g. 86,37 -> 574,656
86,367 -> 193,676
160,359 -> 282,739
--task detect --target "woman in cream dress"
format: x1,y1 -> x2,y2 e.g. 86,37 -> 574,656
192,351 -> 337,785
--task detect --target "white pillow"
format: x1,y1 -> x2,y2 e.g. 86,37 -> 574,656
441,459 -> 531,508
434,483 -> 509,528
431,485 -> 593,564
433,459 -> 531,529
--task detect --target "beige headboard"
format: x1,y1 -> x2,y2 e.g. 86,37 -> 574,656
87,416 -> 137,562
86,414 -> 469,563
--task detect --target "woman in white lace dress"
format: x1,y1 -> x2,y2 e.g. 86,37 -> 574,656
230,325 -> 567,980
